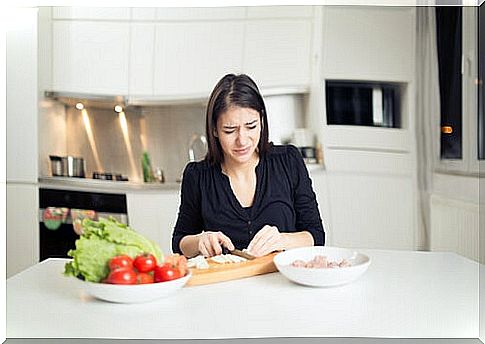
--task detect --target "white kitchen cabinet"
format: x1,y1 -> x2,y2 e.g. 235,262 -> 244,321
246,6 -> 313,18
52,7 -> 131,20
153,22 -> 244,97
52,21 -> 130,95
126,191 -> 181,256
323,7 -> 415,81
156,7 -> 246,21
7,184 -> 39,278
243,19 -> 312,89
308,170 -> 333,246
7,7 -> 39,183
129,23 -> 155,96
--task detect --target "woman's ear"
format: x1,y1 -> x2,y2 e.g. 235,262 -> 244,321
213,128 -> 218,138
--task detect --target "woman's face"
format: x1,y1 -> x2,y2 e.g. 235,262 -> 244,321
216,106 -> 261,165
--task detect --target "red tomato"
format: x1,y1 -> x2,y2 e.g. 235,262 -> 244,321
108,255 -> 133,271
154,263 -> 181,282
164,254 -> 188,277
133,253 -> 157,273
106,268 -> 137,285
137,272 -> 154,284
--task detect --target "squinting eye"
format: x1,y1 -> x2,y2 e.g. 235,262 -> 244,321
223,130 -> 235,134
247,125 -> 257,130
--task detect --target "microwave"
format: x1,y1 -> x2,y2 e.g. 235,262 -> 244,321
325,80 -> 402,128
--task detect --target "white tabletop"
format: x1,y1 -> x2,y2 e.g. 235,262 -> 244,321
6,249 -> 480,339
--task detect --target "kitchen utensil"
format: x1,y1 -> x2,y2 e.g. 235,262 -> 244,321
49,156 -> 64,176
229,249 -> 256,260
74,272 -> 191,303
273,246 -> 371,287
49,155 -> 85,177
65,156 -> 85,177
187,252 -> 278,286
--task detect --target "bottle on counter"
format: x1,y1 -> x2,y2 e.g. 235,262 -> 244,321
316,142 -> 324,165
141,151 -> 155,183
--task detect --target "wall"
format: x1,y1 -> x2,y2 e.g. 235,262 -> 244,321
41,94 -> 306,183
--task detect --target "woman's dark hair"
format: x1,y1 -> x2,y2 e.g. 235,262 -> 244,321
205,74 -> 270,165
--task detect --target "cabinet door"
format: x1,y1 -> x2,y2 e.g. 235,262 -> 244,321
52,21 -> 130,95
246,6 -> 313,18
243,19 -> 312,89
7,184 -> 39,277
153,22 -> 244,97
52,7 -> 131,20
126,192 -> 181,255
323,7 -> 415,81
129,23 -> 155,96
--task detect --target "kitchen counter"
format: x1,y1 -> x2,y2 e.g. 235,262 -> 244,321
38,176 -> 181,193
6,249 -> 479,339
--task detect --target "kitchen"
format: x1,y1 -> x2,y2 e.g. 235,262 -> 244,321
5,4 -> 484,342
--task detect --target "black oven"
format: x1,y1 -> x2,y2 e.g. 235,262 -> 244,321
39,188 -> 128,261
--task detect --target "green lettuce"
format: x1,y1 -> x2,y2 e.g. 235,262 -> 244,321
64,217 -> 163,282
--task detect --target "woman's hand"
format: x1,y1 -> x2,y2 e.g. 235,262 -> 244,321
247,225 -> 287,257
197,231 -> 235,257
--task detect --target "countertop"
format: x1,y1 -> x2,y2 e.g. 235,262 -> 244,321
38,176 -> 182,193
6,249 -> 479,339
38,163 -> 325,194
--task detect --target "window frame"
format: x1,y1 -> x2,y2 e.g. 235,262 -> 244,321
435,7 -> 481,176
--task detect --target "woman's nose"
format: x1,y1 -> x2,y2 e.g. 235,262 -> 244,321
236,129 -> 248,145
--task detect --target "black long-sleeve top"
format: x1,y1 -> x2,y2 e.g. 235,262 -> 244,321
172,144 -> 325,253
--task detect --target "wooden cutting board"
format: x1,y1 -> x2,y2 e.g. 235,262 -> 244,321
186,252 -> 279,286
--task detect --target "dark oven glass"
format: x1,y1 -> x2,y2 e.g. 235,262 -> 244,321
39,188 -> 128,261
326,80 -> 401,128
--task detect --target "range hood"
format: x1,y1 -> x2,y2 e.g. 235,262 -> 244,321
45,86 -> 309,108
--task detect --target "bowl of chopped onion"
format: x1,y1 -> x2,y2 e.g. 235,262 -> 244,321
273,246 -> 371,287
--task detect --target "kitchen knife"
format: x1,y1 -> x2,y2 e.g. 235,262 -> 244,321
228,249 -> 256,260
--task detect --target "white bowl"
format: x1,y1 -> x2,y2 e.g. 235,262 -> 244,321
75,272 -> 192,303
273,246 -> 371,287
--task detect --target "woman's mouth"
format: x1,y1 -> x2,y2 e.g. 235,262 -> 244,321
233,147 -> 250,156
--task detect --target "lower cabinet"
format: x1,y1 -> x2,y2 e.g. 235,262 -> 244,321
7,183 -> 39,278
126,191 -> 181,256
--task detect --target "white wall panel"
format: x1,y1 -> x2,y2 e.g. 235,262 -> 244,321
126,192 -> 181,255
6,8 -> 39,183
430,194 -> 479,262
7,184 -> 39,277
327,173 -> 415,250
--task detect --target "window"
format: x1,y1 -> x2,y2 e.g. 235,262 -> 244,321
478,4 -> 484,160
436,7 -> 463,160
325,81 -> 401,128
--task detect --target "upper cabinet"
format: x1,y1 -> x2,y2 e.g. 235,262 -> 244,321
52,7 -> 131,20
323,7 -> 415,81
152,21 -> 245,97
49,6 -> 314,97
243,19 -> 312,89
52,21 -> 130,94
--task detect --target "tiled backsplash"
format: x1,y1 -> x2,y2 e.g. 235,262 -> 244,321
39,94 -> 306,183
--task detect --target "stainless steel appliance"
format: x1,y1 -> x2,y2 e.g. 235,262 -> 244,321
49,155 -> 85,178
39,188 -> 128,261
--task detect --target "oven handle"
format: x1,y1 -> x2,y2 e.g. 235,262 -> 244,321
39,209 -> 129,225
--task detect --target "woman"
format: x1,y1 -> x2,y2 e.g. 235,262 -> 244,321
172,74 -> 325,258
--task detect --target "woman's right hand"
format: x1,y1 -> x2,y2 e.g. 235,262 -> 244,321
197,231 -> 235,257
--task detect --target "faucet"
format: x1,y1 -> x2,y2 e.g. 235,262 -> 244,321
188,133 -> 208,162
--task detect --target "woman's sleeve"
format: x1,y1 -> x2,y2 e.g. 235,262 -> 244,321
172,163 -> 204,254
288,145 -> 325,246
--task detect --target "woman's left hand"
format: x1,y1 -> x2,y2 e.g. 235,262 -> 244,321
247,225 -> 287,257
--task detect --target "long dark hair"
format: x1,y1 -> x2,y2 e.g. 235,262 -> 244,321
205,74 -> 270,165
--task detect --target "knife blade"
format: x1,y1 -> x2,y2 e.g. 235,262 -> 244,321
228,248 -> 256,260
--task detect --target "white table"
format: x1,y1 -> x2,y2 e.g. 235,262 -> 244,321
6,249 -> 480,339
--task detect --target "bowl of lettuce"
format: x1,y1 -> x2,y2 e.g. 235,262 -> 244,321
64,217 -> 190,303
64,217 -> 163,283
